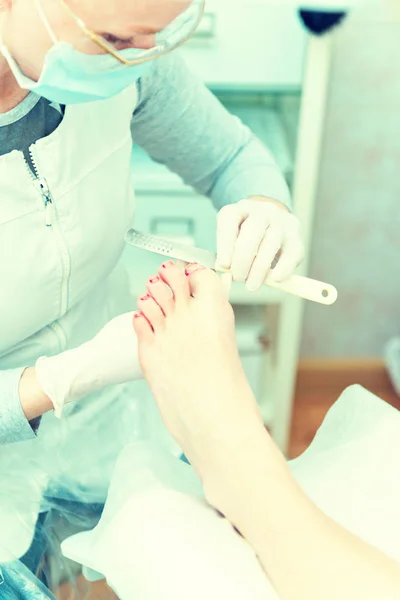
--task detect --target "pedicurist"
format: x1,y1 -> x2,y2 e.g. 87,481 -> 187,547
0,0 -> 303,593
0,0 -> 304,442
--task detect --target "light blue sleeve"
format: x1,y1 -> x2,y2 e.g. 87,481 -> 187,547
0,368 -> 38,445
131,53 -> 291,210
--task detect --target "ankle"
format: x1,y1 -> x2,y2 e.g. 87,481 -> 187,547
197,417 -> 269,485
202,425 -> 286,518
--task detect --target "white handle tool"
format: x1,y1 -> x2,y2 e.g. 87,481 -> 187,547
125,229 -> 338,305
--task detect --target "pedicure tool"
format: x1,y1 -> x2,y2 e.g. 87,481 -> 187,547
125,229 -> 338,306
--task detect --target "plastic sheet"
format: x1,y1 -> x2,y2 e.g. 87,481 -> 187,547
0,378 -> 180,593
0,561 -> 55,599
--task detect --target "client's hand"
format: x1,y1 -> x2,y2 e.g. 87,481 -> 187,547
35,313 -> 142,417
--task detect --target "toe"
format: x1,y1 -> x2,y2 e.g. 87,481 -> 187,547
137,294 -> 165,331
185,263 -> 225,301
158,261 -> 190,305
146,275 -> 174,315
132,311 -> 153,342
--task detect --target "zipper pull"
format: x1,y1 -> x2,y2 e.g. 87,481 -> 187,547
34,177 -> 53,227
44,202 -> 53,227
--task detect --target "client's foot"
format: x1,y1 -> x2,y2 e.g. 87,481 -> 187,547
133,262 -> 263,476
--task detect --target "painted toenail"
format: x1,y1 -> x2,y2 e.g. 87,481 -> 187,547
133,311 -> 142,319
149,276 -> 160,284
185,263 -> 205,276
140,294 -> 150,301
161,261 -> 174,268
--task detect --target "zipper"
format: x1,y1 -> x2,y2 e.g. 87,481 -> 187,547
33,177 -> 54,227
25,147 -> 54,227
25,146 -> 72,322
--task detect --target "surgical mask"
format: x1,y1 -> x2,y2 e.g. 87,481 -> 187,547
0,0 -> 203,105
0,39 -> 154,105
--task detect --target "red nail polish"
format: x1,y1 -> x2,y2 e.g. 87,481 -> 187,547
185,262 -> 196,276
133,312 -> 142,319
149,276 -> 159,284
162,260 -> 175,268
140,294 -> 149,301
185,263 -> 204,276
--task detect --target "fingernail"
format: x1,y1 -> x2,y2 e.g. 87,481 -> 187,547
149,276 -> 160,284
140,294 -> 150,301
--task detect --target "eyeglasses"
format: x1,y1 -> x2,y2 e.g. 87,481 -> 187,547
50,0 -> 205,66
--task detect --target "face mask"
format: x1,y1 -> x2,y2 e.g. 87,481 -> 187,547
0,39 -> 154,104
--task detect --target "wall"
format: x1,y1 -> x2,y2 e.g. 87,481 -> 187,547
301,5 -> 400,357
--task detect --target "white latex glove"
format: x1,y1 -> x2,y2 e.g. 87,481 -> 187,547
35,313 -> 142,418
216,198 -> 304,291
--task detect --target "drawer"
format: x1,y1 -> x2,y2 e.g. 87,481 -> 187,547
133,192 -> 218,251
178,0 -> 307,88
